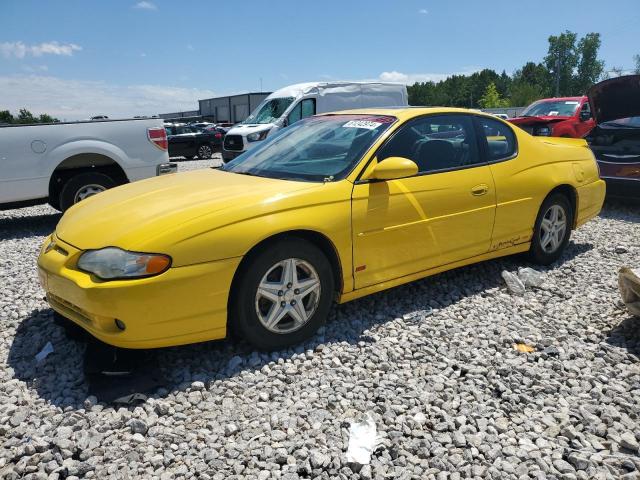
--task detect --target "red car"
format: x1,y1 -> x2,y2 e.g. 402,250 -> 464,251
509,96 -> 595,138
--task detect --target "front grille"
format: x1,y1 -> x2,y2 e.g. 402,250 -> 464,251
48,293 -> 92,325
224,135 -> 244,151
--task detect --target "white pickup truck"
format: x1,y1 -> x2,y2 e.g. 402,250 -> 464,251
0,118 -> 176,212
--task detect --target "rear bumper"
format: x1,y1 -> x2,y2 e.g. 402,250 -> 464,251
601,176 -> 640,201
38,234 -> 241,349
576,179 -> 606,228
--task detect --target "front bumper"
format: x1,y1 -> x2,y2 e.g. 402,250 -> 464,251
222,149 -> 243,162
157,162 -> 178,175
37,234 -> 241,349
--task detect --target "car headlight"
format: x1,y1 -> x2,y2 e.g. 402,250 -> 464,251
536,125 -> 552,136
77,247 -> 171,280
247,129 -> 270,142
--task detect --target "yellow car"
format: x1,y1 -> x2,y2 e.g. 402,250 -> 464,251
38,108 -> 605,350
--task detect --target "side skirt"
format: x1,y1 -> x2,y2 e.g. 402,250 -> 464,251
338,242 -> 531,304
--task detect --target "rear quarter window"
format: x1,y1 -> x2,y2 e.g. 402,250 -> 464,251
477,117 -> 516,161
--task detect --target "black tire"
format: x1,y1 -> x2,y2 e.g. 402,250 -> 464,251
528,193 -> 573,265
59,172 -> 117,212
231,238 -> 335,350
184,156 -> 195,160
197,144 -> 213,159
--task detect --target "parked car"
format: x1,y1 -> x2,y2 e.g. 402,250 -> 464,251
585,74 -> 640,201
39,107 -> 605,350
0,118 -> 175,212
509,96 -> 595,138
164,123 -> 222,159
222,81 -> 408,162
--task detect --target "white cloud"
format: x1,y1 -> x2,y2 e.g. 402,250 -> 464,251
418,9 -> 428,14
0,75 -> 215,120
187,44 -> 194,51
134,1 -> 157,10
0,41 -> 81,59
378,69 -> 479,84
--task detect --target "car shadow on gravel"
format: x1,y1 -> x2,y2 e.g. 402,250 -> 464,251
0,212 -> 61,241
8,239 -> 594,409
605,315 -> 640,359
599,199 -> 640,222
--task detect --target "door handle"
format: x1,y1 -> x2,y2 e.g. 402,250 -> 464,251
471,184 -> 489,196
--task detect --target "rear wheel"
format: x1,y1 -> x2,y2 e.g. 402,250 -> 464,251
231,238 -> 334,350
528,193 -> 572,265
59,172 -> 117,212
197,144 -> 213,159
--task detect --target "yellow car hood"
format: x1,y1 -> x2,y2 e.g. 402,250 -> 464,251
56,169 -> 319,254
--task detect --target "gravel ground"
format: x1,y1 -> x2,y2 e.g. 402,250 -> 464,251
1,158 -> 639,480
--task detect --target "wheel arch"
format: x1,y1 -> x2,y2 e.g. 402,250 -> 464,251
48,153 -> 128,206
228,229 -> 344,311
543,184 -> 578,229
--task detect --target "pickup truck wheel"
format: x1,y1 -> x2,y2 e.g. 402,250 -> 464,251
59,172 -> 116,212
197,144 -> 213,159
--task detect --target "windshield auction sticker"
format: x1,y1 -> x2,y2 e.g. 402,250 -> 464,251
343,120 -> 383,130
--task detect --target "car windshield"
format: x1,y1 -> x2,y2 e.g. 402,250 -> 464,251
223,114 -> 397,182
243,97 -> 295,125
601,116 -> 640,128
521,100 -> 581,117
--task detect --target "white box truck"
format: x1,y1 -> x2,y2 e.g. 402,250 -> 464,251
222,81 -> 408,162
0,118 -> 176,212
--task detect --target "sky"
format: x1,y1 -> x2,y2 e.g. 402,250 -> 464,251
1,0 -> 638,120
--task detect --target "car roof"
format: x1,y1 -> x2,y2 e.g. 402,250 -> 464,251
319,106 -> 505,121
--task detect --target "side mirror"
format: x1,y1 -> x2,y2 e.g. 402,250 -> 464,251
281,117 -> 289,128
363,157 -> 418,181
580,111 -> 592,121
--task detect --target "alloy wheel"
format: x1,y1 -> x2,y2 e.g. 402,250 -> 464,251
255,258 -> 321,334
539,204 -> 567,253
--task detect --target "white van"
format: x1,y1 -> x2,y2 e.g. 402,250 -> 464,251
222,81 -> 408,162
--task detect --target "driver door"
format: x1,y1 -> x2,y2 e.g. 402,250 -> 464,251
351,114 -> 496,289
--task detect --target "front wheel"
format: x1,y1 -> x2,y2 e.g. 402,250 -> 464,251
231,238 -> 335,350
528,193 -> 572,265
197,144 -> 213,159
59,172 -> 117,212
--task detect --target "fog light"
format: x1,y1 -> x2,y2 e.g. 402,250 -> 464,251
114,319 -> 126,331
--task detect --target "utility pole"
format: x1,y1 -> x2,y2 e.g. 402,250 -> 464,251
260,77 -> 263,92
555,55 -> 561,97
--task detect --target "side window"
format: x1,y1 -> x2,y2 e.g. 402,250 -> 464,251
476,117 -> 516,161
287,103 -> 302,125
301,99 -> 316,119
377,114 -> 481,173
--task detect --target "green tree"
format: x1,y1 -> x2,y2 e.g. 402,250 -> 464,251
545,31 -> 578,96
574,33 -> 604,93
38,113 -> 57,123
478,82 -> 510,108
17,108 -> 37,124
509,82 -> 544,107
0,110 -> 14,124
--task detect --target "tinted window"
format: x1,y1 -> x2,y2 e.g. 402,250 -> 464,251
377,114 -> 481,173
477,117 -> 516,161
301,99 -> 316,118
287,103 -> 302,125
